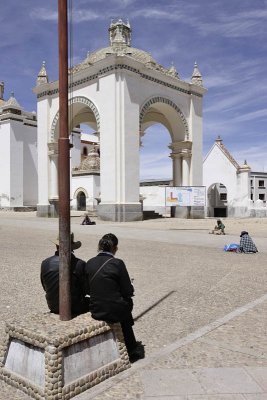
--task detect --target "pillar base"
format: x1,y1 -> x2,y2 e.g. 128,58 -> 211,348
0,313 -> 130,400
98,203 -> 142,222
37,201 -> 59,218
174,206 -> 205,219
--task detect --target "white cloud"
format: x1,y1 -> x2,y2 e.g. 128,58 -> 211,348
232,109 -> 267,123
30,8 -> 58,21
30,7 -> 106,22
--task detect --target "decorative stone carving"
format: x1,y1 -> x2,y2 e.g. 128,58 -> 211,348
140,97 -> 189,138
36,61 -> 49,86
70,18 -> 182,82
50,96 -> 100,142
4,92 -> 21,109
191,62 -> 203,86
167,63 -> 180,79
79,146 -> 100,172
0,81 -> 4,100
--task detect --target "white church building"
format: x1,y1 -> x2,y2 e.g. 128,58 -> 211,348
33,18 -> 206,221
203,136 -> 267,218
0,82 -> 38,209
0,19 -> 265,219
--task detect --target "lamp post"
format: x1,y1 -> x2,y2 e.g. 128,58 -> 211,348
58,0 -> 71,321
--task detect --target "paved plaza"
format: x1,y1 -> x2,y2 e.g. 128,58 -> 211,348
0,212 -> 266,399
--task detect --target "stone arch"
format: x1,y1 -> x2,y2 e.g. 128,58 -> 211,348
50,96 -> 100,142
207,182 -> 228,218
139,96 -> 189,139
73,187 -> 89,199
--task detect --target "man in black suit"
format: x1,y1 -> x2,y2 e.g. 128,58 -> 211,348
84,233 -> 145,363
41,233 -> 89,316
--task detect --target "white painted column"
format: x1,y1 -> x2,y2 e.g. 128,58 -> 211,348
97,72 -> 142,221
182,152 -> 191,186
36,97 -> 51,216
49,154 -> 58,199
171,154 -> 182,186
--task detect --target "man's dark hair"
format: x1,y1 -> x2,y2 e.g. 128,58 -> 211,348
98,233 -> 118,252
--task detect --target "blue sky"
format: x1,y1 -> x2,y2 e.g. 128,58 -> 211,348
1,0 -> 267,178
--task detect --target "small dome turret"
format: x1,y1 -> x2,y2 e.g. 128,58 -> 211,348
80,146 -> 100,172
109,17 -> 132,47
36,61 -> 49,86
191,62 -> 203,86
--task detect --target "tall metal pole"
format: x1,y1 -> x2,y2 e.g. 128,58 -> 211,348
58,0 -> 71,321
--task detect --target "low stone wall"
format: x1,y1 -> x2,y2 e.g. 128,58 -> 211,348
0,313 -> 130,400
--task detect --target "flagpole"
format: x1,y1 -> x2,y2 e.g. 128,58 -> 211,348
58,0 -> 71,321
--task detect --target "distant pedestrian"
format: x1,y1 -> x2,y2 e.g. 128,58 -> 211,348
239,231 -> 258,253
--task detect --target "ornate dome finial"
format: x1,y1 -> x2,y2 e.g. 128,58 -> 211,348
191,61 -> 203,86
109,17 -> 132,47
167,62 -> 179,78
0,81 -> 4,100
215,135 -> 223,145
5,91 -> 21,108
239,159 -> 251,171
36,61 -> 49,86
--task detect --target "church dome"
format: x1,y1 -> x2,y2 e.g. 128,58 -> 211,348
72,18 -> 174,76
80,146 -> 100,172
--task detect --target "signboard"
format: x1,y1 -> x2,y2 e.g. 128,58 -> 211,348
165,186 -> 206,207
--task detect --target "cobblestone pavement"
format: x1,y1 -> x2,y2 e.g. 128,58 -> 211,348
0,212 -> 266,399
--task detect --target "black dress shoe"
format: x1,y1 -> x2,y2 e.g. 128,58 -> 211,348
129,341 -> 145,363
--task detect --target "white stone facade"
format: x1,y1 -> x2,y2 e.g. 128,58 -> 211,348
0,90 -> 38,209
203,137 -> 267,218
33,18 -> 206,221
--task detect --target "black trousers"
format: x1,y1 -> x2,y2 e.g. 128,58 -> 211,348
120,321 -> 137,353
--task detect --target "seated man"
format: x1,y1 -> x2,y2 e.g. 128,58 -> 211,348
84,233 -> 145,363
41,233 -> 89,316
239,231 -> 258,253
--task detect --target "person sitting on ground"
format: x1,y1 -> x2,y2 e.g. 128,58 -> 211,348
81,213 -> 96,225
239,231 -> 258,253
84,233 -> 145,363
210,219 -> 225,235
40,233 -> 89,316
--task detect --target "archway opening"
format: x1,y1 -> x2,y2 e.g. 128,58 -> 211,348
77,191 -> 86,211
140,99 -> 189,186
207,183 -> 228,217
140,124 -> 172,181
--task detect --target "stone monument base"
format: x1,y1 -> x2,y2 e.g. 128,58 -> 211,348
97,203 -> 143,222
174,206 -> 205,219
0,313 -> 130,400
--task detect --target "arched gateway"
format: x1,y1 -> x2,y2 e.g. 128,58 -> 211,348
34,19 -> 206,221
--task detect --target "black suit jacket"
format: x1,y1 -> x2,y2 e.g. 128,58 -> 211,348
41,251 -> 89,315
84,253 -> 134,324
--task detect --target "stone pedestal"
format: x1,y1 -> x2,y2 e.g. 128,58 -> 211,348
173,206 -> 205,219
97,203 -> 142,222
37,203 -> 58,218
0,313 -> 130,400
